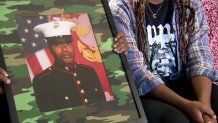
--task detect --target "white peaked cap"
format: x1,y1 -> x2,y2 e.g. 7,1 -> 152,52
33,21 -> 76,37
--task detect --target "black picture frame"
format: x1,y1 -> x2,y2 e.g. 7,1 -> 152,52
0,0 -> 147,123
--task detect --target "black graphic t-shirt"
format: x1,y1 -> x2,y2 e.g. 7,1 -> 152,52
146,0 -> 177,77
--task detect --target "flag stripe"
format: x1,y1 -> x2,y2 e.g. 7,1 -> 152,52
26,53 -> 43,76
35,49 -> 52,70
45,48 -> 54,64
25,59 -> 34,81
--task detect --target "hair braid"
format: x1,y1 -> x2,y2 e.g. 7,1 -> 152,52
134,0 -> 151,67
177,0 -> 195,64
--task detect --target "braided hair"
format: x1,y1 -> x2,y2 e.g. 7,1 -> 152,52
133,0 -> 195,65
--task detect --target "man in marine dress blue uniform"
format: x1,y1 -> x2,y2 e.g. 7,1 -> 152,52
32,21 -> 106,112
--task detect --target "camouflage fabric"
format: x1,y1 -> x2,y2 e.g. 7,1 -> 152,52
0,0 -> 144,123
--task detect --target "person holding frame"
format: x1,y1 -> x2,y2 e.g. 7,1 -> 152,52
109,0 -> 218,123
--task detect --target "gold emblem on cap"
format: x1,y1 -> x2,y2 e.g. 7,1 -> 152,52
52,22 -> 60,28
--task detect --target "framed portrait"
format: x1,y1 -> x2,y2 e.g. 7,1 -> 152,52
0,0 -> 147,123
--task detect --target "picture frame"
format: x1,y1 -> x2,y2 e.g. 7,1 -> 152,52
0,0 -> 147,123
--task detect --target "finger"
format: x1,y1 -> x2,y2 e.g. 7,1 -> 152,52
114,44 -> 127,53
115,42 -> 128,53
203,114 -> 217,123
203,114 -> 212,123
118,47 -> 128,54
114,32 -> 124,44
114,37 -> 127,53
114,37 -> 126,48
114,39 -> 123,49
115,32 -> 124,42
201,105 -> 217,120
0,74 -> 10,84
114,45 -> 127,54
0,67 -> 8,77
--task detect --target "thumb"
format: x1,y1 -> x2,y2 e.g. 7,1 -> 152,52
115,32 -> 123,41
0,67 -> 8,77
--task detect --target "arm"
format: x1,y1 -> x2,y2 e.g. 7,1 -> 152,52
186,0 -> 217,122
198,0 -> 218,121
192,76 -> 212,106
192,76 -> 217,123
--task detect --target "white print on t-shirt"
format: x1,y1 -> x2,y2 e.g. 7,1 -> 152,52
146,23 -> 177,77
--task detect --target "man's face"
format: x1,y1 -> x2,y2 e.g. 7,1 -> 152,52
50,42 -> 74,65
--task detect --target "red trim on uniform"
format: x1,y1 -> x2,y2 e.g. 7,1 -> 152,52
38,67 -> 54,79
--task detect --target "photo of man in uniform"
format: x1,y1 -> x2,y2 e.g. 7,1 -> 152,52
32,21 -> 106,112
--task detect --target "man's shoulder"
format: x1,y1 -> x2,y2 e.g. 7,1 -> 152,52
75,64 -> 99,79
76,64 -> 94,72
33,66 -> 54,82
76,64 -> 99,76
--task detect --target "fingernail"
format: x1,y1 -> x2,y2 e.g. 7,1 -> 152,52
6,79 -> 11,84
114,38 -> 117,41
114,48 -> 117,52
125,52 -> 128,55
213,115 -> 217,119
4,73 -> 8,77
114,44 -> 117,48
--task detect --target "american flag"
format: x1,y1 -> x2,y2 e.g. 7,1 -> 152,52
17,15 -> 54,81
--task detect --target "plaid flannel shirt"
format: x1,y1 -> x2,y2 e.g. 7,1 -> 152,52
109,0 -> 218,96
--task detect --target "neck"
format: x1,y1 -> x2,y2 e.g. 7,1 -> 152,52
148,0 -> 164,4
54,60 -> 75,67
